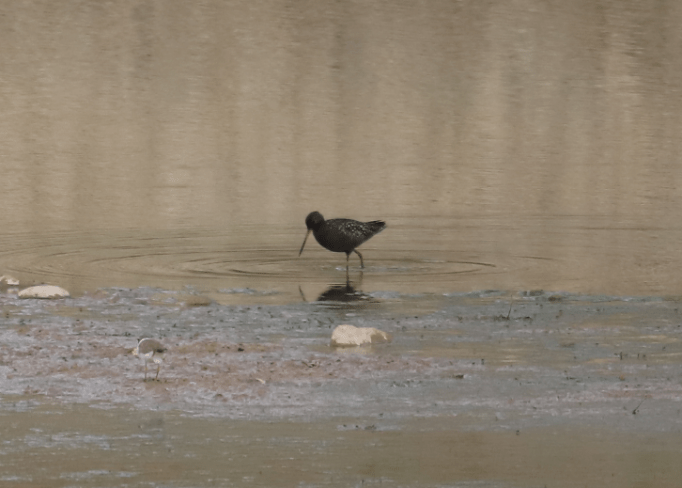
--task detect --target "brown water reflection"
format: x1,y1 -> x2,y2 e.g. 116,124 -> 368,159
1,1 -> 682,297
1,400 -> 680,488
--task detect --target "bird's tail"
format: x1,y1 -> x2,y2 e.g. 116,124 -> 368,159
367,221 -> 387,234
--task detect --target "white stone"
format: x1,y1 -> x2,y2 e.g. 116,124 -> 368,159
18,285 -> 70,299
330,324 -> 392,347
0,275 -> 20,286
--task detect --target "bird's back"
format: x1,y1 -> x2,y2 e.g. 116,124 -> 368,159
137,339 -> 166,355
314,218 -> 386,253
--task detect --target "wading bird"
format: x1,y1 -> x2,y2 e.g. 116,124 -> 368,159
132,338 -> 167,381
299,211 -> 386,270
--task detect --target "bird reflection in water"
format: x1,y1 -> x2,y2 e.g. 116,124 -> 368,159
298,273 -> 371,303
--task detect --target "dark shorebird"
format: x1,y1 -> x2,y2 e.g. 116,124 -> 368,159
298,211 -> 386,269
132,338 -> 167,381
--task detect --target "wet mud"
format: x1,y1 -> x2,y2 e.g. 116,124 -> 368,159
1,287 -> 681,486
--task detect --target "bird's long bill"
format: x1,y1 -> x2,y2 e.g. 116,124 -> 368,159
299,230 -> 311,256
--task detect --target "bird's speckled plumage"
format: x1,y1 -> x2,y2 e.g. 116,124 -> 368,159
299,211 -> 386,268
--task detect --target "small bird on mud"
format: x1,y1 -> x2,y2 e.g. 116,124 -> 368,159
132,338 -> 167,381
298,211 -> 386,269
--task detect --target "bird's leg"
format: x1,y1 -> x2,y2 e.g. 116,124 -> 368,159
353,249 -> 365,269
345,253 -> 350,280
144,362 -> 148,381
155,363 -> 161,381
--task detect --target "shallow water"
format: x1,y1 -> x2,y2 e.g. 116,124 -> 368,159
3,214 -> 682,304
1,2 -> 682,299
2,402 -> 681,488
2,1 -> 682,486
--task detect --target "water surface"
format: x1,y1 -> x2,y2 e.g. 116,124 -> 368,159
1,0 -> 682,298
1,1 -> 682,486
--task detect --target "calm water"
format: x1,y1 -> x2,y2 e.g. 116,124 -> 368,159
1,0 -> 682,299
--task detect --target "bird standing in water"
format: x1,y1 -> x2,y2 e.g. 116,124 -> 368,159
132,338 -> 167,381
298,211 -> 386,269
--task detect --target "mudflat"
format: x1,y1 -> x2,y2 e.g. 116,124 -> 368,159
1,287 -> 680,487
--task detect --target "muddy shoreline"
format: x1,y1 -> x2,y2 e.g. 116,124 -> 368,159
1,287 -> 680,428
1,287 -> 681,486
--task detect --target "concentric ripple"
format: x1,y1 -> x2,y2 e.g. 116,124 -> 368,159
0,227 -> 558,299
